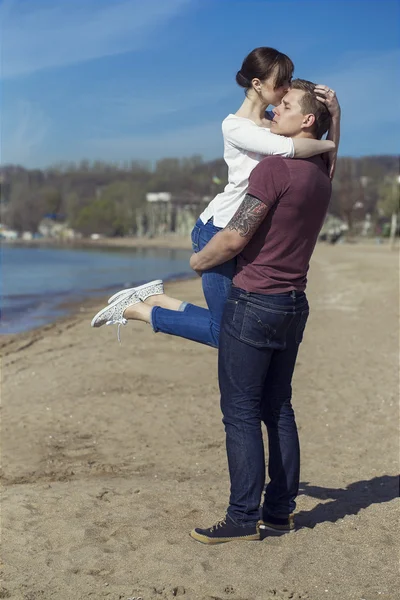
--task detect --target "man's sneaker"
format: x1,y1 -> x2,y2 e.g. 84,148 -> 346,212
190,515 -> 261,545
108,280 -> 164,304
259,513 -> 295,538
91,292 -> 141,342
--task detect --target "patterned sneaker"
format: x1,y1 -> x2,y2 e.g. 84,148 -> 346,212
108,280 -> 164,304
190,515 -> 261,545
259,513 -> 295,538
90,292 -> 141,342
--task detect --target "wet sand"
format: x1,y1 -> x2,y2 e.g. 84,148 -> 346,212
1,242 -> 398,600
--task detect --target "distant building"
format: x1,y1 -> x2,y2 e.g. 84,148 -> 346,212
37,218 -> 80,240
135,192 -> 209,237
0,223 -> 18,240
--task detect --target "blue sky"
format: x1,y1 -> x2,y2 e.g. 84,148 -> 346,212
1,0 -> 399,168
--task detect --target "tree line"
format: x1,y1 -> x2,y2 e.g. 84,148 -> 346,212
0,155 -> 398,236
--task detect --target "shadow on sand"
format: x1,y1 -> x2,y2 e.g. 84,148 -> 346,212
296,474 -> 399,528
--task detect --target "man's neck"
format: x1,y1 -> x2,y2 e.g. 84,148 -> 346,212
290,131 -> 316,140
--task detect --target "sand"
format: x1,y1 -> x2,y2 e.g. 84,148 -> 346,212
1,242 -> 398,600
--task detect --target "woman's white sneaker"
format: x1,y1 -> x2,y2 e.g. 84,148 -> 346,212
108,280 -> 164,304
91,292 -> 141,342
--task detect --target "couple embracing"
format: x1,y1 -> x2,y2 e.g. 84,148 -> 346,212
91,47 -> 340,544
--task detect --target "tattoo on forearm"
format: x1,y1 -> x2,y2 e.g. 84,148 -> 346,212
226,194 -> 269,238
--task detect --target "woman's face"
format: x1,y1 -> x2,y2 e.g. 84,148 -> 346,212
257,69 -> 292,106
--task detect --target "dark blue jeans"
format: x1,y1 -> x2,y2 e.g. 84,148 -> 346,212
218,286 -> 309,526
151,218 -> 236,347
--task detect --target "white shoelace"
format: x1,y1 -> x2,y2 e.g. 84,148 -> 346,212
106,317 -> 128,343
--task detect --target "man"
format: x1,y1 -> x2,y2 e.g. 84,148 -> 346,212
189,79 -> 340,544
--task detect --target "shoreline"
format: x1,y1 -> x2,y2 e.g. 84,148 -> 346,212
1,234 -> 193,251
1,238 -> 195,339
1,238 -> 393,348
0,274 -> 197,354
3,234 -> 397,253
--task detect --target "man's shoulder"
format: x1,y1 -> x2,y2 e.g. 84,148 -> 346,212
259,154 -> 286,164
254,155 -> 291,180
251,155 -> 331,197
249,156 -> 291,200
278,155 -> 329,180
287,155 -> 328,172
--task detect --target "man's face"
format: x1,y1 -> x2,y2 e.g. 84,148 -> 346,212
270,89 -> 309,137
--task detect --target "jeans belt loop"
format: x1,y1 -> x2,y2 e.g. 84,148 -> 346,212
291,290 -> 296,300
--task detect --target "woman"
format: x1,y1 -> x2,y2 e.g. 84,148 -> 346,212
91,47 -> 339,345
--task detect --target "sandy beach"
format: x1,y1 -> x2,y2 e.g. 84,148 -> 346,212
1,242 -> 398,600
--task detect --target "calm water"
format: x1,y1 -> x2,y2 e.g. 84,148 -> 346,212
1,245 -> 193,334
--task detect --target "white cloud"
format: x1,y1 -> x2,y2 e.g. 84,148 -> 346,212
73,120 -> 223,164
75,84 -> 233,135
312,49 -> 400,129
307,49 -> 400,155
1,100 -> 51,164
0,0 -> 192,78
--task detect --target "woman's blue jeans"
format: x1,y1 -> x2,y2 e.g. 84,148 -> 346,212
151,218 -> 236,347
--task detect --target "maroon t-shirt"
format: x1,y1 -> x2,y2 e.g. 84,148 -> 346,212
233,155 -> 331,294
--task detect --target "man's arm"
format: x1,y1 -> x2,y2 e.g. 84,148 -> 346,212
314,84 -> 341,179
189,194 -> 270,273
325,114 -> 340,179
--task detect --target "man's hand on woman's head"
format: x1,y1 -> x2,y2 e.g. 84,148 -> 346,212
314,85 -> 341,118
315,84 -> 341,180
321,151 -> 337,181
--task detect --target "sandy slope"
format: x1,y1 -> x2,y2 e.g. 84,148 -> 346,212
1,242 -> 398,600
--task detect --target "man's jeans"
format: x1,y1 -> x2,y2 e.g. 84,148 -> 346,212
218,286 -> 309,526
151,218 -> 236,347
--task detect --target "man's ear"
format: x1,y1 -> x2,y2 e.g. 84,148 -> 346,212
302,113 -> 316,131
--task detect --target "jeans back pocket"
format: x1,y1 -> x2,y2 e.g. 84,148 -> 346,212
240,304 -> 292,349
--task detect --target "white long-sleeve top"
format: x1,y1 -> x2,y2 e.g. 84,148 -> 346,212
199,114 -> 295,228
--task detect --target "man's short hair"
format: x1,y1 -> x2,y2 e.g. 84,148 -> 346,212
291,79 -> 331,139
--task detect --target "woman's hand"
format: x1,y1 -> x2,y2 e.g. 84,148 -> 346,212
314,84 -> 341,118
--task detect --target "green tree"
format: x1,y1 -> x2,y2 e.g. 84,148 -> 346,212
377,178 -> 400,218
72,197 -> 117,236
100,180 -> 146,235
39,186 -> 63,215
336,158 -> 365,232
4,180 -> 47,232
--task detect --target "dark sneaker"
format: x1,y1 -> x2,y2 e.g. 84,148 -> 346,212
190,515 -> 261,544
260,513 -> 295,538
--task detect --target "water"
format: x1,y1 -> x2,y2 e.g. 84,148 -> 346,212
1,245 -> 193,334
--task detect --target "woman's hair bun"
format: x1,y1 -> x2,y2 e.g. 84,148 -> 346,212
236,47 -> 294,94
236,70 -> 250,88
